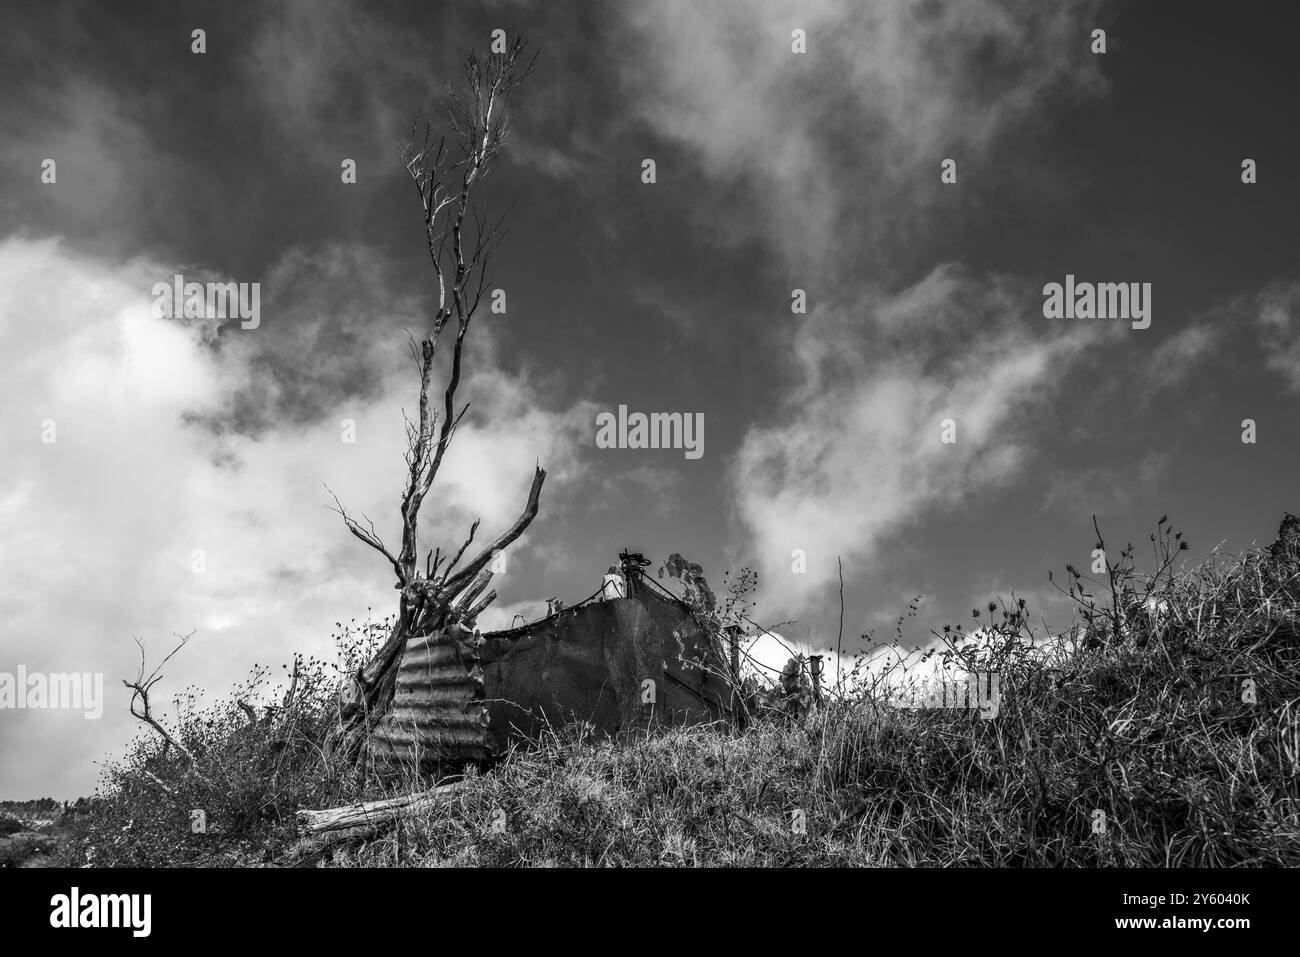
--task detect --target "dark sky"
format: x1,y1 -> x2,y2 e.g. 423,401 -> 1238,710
2,0 -> 1299,797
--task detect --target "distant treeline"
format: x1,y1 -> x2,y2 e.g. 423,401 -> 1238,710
0,797 -> 76,817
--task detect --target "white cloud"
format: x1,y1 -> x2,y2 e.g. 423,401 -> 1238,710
609,0 -> 1115,626
730,266 -> 1105,617
0,235 -> 590,796
1256,280 -> 1300,394
1149,322 -> 1221,388
614,0 -> 1105,274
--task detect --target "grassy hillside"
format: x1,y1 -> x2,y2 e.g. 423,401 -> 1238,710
46,516 -> 1300,868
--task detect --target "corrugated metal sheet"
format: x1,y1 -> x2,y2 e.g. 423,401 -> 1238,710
368,628 -> 493,767
368,581 -> 737,767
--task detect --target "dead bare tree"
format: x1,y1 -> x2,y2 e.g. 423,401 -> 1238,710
122,631 -> 217,787
122,631 -> 198,761
325,34 -> 542,764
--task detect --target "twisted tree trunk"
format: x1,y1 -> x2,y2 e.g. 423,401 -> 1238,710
324,35 -> 539,768
327,466 -> 544,764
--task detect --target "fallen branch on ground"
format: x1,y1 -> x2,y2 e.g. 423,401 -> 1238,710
295,781 -> 468,834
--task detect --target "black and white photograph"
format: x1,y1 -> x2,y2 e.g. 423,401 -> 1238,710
0,0 -> 1295,938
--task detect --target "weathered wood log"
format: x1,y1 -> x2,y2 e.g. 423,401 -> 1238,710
295,781 -> 467,834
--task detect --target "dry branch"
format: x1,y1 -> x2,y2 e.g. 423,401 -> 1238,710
296,781 -> 468,834
442,465 -> 545,597
324,34 -> 541,764
121,631 -> 217,787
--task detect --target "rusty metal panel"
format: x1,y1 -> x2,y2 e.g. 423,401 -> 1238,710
478,597 -> 656,747
478,586 -> 735,749
638,586 -> 735,723
368,628 -> 493,766
368,585 -> 736,766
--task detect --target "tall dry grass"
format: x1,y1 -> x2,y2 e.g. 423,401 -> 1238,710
66,517 -> 1300,867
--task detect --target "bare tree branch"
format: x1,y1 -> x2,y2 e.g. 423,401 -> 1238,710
324,485 -> 404,585
450,566 -> 494,614
325,32 -> 543,763
121,631 -> 215,786
443,465 -> 545,597
443,518 -> 480,580
464,589 -> 497,623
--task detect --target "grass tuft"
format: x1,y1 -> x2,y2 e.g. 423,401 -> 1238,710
62,518 -> 1300,867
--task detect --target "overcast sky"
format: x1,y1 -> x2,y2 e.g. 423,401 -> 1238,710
3,0 -> 1299,798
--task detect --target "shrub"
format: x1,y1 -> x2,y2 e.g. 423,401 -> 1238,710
73,516 -> 1300,867
63,617 -> 388,866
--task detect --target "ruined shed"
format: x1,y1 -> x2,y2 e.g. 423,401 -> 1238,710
367,565 -> 736,768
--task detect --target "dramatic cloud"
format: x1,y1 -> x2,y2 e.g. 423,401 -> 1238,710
242,0 -> 444,165
731,266 -> 1105,614
0,75 -> 164,248
0,236 -> 590,793
6,1 -> 1299,801
613,0 -> 1106,275
1255,279 -> 1300,394
605,0 -> 1116,621
1146,322 -> 1224,394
